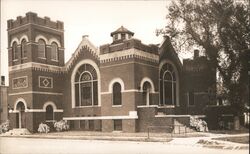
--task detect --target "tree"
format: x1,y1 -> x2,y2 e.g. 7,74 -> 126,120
158,0 -> 250,115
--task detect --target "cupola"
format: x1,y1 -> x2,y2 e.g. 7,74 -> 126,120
111,26 -> 134,44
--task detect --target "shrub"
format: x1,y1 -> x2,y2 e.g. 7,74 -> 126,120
38,123 -> 50,133
0,120 -> 10,134
54,120 -> 69,132
190,116 -> 208,132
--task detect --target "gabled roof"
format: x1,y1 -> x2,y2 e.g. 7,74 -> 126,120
111,26 -> 134,36
65,36 -> 99,71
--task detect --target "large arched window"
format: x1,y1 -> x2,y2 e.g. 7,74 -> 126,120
142,81 -> 151,106
21,39 -> 27,59
160,63 -> 177,105
12,42 -> 18,60
51,42 -> 58,61
74,64 -> 98,107
38,39 -> 46,58
45,105 -> 54,121
112,82 -> 122,105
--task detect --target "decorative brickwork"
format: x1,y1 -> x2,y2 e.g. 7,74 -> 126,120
6,12 -> 216,132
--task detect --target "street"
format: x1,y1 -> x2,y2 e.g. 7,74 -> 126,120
0,137 -> 248,154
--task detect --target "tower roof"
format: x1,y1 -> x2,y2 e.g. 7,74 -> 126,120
111,26 -> 134,36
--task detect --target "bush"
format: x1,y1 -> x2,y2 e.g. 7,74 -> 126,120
0,120 -> 10,134
54,120 -> 69,132
190,116 -> 208,132
38,123 -> 50,133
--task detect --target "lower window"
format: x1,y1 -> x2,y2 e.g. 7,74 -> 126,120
113,119 -> 122,131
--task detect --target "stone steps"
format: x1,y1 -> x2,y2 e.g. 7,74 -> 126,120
173,120 -> 196,134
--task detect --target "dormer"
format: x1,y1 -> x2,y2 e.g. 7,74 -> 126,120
111,26 -> 134,44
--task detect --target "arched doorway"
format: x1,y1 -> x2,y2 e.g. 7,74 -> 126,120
45,105 -> 54,122
16,101 -> 26,128
142,81 -> 152,106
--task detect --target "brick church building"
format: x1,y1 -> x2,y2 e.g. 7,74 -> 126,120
6,12 -> 216,132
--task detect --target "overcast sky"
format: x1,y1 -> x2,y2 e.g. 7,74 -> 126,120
1,0 -> 173,79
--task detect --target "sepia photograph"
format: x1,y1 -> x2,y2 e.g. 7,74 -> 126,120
0,0 -> 249,153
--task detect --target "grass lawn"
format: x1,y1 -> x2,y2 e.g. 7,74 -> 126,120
210,127 -> 249,134
212,135 -> 249,144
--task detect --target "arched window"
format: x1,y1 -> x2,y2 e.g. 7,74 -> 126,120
51,42 -> 58,61
38,39 -> 46,58
12,42 -> 18,60
45,105 -> 54,121
112,82 -> 122,105
142,81 -> 151,106
74,64 -> 98,107
21,39 -> 27,59
160,63 -> 177,105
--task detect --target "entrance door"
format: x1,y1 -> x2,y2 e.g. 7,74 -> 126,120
16,102 -> 26,128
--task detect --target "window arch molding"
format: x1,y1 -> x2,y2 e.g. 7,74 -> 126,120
43,101 -> 57,111
108,78 -> 125,93
159,60 -> 180,106
43,101 -> 57,121
20,35 -> 29,43
10,38 -> 20,46
139,77 -> 155,93
49,38 -> 61,47
13,98 -> 28,112
71,59 -> 101,108
35,35 -> 49,44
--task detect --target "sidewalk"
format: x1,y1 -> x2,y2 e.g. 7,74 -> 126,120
1,130 -> 249,150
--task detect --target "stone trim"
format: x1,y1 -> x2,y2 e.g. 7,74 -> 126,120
155,114 -> 191,118
12,76 -> 28,89
137,105 -> 158,108
9,62 -> 65,73
65,36 -> 99,71
9,91 -> 63,96
38,76 -> 53,89
63,111 -> 138,120
8,23 -> 64,33
9,109 -> 64,113
100,48 -> 159,63
139,77 -> 155,93
100,61 -> 159,69
100,89 -> 139,95
157,105 -> 175,108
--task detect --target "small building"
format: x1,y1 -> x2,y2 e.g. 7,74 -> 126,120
6,12 -> 216,132
0,76 -> 8,123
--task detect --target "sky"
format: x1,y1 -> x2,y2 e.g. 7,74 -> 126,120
0,0 -> 176,83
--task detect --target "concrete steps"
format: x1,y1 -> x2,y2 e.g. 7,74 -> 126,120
173,120 -> 196,134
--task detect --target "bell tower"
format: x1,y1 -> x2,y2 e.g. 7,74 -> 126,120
7,12 -> 64,132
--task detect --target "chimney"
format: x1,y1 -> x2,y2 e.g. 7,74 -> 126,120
194,49 -> 199,59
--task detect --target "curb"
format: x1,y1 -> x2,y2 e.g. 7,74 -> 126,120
0,135 -> 172,143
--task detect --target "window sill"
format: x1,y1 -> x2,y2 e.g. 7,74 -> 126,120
13,59 -> 18,62
112,105 -> 122,107
38,57 -> 46,60
45,120 -> 56,122
157,105 -> 175,108
51,59 -> 59,62
137,105 -> 158,108
74,105 -> 100,108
